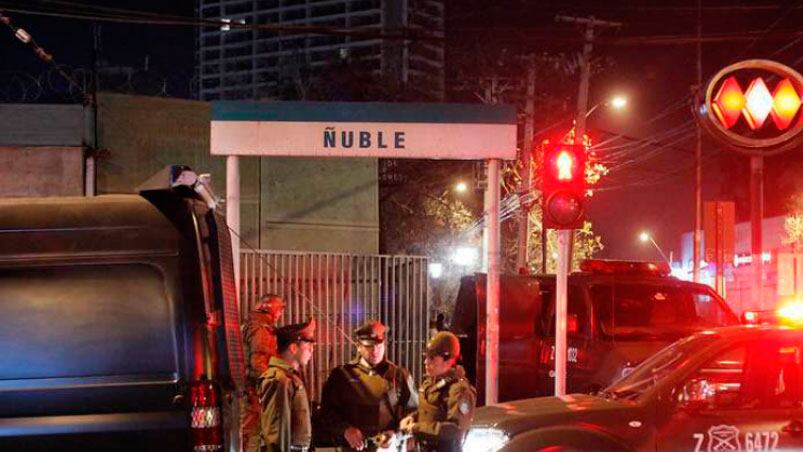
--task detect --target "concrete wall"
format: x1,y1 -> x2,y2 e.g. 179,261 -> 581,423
0,146 -> 84,196
0,104 -> 85,197
260,157 -> 378,253
0,104 -> 84,146
97,93 -> 378,253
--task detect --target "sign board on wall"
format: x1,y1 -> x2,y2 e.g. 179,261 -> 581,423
703,201 -> 736,262
210,101 -> 517,160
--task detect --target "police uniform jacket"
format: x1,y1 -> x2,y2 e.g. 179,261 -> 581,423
244,313 -> 278,381
320,358 -> 418,448
257,356 -> 312,451
411,365 -> 476,452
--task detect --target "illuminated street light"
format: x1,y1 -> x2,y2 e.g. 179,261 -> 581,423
638,231 -> 670,265
428,262 -> 444,279
610,95 -> 627,110
454,181 -> 468,193
451,246 -> 479,267
585,95 -> 628,118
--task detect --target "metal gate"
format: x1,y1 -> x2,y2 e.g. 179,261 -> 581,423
240,250 -> 431,400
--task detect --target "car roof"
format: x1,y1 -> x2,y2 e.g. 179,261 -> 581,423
689,324 -> 803,342
534,272 -> 711,288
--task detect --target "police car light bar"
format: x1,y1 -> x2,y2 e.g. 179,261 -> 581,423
579,259 -> 671,276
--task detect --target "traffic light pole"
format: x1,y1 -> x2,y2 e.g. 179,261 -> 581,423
485,159 -> 501,405
554,15 -> 620,397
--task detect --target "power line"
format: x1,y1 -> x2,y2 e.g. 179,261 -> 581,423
6,2 -> 803,47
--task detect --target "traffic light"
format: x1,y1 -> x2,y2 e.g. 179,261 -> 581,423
542,143 -> 586,229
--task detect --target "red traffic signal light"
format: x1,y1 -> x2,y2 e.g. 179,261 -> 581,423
542,143 -> 586,229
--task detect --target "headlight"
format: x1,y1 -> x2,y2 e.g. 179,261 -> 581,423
463,427 -> 509,452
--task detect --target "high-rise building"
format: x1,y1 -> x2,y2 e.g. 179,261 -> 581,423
196,0 -> 445,101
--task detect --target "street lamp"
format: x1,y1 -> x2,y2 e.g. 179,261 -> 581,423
585,95 -> 628,118
454,181 -> 468,194
639,231 -> 671,265
451,246 -> 479,267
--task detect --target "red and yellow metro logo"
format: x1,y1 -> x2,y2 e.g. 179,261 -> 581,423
712,76 -> 801,131
701,59 -> 803,154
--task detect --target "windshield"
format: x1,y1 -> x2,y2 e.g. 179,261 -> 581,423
591,283 -> 736,337
603,333 -> 719,400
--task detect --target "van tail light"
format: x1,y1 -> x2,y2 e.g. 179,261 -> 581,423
190,380 -> 224,452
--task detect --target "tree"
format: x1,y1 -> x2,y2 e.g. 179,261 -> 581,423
784,193 -> 803,247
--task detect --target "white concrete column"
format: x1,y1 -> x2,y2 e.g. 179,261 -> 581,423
485,158 -> 501,405
226,155 -> 241,307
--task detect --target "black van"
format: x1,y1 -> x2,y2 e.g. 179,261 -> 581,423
452,260 -> 739,403
0,166 -> 244,451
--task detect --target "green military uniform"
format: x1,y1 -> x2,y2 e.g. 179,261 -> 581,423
244,314 -> 279,380
257,356 -> 311,451
409,331 -> 476,452
257,319 -> 315,452
321,358 -> 418,450
242,301 -> 283,452
411,365 -> 476,452
320,320 -> 418,451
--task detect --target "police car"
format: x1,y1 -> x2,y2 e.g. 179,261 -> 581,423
463,320 -> 803,451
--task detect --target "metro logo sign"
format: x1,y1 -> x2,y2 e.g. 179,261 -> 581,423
700,59 -> 803,155
712,76 -> 801,131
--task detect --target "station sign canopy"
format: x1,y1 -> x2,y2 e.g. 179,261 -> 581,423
210,101 -> 517,160
700,59 -> 803,155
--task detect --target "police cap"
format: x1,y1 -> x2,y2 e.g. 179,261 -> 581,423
276,318 -> 316,348
354,320 -> 387,346
425,331 -> 460,360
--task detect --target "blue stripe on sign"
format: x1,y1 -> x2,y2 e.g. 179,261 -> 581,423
211,101 -> 516,124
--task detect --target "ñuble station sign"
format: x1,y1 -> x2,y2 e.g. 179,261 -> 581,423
699,59 -> 803,156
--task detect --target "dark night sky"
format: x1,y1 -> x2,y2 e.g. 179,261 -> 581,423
445,0 -> 803,262
3,0 -> 803,262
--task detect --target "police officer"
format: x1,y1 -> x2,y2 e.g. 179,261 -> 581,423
242,294 -> 286,452
258,318 -> 316,452
320,320 -> 418,451
400,331 -> 476,452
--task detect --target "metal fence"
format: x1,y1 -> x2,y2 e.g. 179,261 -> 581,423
240,250 -> 431,400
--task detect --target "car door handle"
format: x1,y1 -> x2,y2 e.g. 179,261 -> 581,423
782,420 -> 803,436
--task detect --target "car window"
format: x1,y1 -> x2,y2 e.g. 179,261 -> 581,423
693,291 -> 736,326
680,340 -> 803,410
591,283 -> 735,336
604,333 -> 718,400
543,286 -> 590,338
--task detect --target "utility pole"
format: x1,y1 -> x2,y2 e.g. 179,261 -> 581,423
516,60 -> 536,272
693,0 -> 703,283
554,15 -> 621,397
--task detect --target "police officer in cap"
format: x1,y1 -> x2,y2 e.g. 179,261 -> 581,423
320,320 -> 418,451
400,331 -> 476,452
242,294 -> 286,452
258,318 -> 316,452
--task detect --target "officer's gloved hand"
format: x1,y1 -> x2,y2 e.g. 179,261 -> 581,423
344,426 -> 365,450
375,430 -> 394,448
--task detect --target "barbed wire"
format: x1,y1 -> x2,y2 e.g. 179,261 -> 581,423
0,64 -> 199,102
